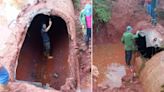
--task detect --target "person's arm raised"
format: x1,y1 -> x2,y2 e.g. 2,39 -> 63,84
45,18 -> 52,32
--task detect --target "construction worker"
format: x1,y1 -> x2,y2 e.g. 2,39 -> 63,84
145,0 -> 158,25
79,2 -> 92,48
146,1 -> 152,15
41,17 -> 53,59
84,3 -> 92,47
121,26 -> 136,67
0,64 -> 9,92
151,0 -> 158,25
79,8 -> 87,41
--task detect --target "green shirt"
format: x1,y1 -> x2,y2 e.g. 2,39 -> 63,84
121,31 -> 136,51
79,9 -> 94,27
79,9 -> 86,27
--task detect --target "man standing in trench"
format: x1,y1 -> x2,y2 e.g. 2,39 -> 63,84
79,1 -> 92,48
41,16 -> 53,59
121,26 -> 136,67
85,3 -> 92,48
0,63 -> 9,92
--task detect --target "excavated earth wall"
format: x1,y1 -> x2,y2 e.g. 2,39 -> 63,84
0,0 -> 79,91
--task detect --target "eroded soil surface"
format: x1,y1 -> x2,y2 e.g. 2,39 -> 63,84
93,42 -> 144,92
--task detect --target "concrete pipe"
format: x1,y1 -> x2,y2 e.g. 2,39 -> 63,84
134,22 -> 164,92
0,0 -> 79,91
140,51 -> 164,92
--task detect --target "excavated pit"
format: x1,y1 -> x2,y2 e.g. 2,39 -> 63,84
16,14 -> 69,90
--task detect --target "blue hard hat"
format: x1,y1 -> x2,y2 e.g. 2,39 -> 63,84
84,4 -> 92,16
126,26 -> 133,32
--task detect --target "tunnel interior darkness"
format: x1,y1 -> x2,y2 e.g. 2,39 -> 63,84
16,14 -> 69,90
135,34 -> 163,58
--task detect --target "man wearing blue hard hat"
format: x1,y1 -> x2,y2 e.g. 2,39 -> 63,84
121,26 -> 136,67
79,1 -> 92,48
0,63 -> 9,91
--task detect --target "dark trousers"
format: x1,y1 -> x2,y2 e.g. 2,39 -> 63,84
151,12 -> 157,26
125,50 -> 132,66
43,41 -> 50,55
151,0 -> 158,25
85,28 -> 91,46
41,32 -> 51,56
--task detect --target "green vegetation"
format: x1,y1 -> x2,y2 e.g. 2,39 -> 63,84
93,0 -> 113,32
93,0 -> 112,24
72,0 -> 80,10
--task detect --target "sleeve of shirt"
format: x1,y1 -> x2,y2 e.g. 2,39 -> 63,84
121,35 -> 124,44
133,34 -> 139,39
79,10 -> 85,25
79,11 -> 83,24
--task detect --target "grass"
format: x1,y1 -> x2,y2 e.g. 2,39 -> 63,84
93,0 -> 113,32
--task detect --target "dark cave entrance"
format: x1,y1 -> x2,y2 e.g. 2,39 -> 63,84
16,14 -> 69,90
135,33 -> 163,58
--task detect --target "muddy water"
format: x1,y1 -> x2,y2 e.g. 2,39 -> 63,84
16,16 -> 69,90
93,43 -> 125,85
93,42 -> 144,92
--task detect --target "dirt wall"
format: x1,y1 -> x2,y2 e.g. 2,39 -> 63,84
0,0 -> 79,91
93,0 -> 150,44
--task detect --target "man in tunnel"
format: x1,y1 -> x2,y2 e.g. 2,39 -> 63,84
41,16 -> 53,59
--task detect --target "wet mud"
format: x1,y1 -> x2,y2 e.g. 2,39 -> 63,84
93,43 -> 144,92
16,14 -> 69,90
93,43 -> 125,85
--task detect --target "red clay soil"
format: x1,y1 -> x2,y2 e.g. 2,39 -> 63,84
93,0 -> 164,91
0,0 -> 79,91
75,17 -> 91,92
16,16 -> 69,90
74,0 -> 92,91
93,0 -> 150,45
93,23 -> 120,45
93,43 -> 125,84
93,42 -> 144,92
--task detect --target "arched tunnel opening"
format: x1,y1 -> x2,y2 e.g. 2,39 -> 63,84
16,14 -> 69,90
135,33 -> 164,58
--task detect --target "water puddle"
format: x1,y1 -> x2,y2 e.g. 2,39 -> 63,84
76,88 -> 91,92
105,63 -> 126,89
93,43 -> 125,85
93,43 -> 144,92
